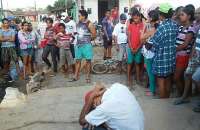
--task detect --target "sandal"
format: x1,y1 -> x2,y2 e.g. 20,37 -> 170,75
173,98 -> 190,105
68,78 -> 78,82
146,91 -> 153,96
86,78 -> 91,83
193,106 -> 200,113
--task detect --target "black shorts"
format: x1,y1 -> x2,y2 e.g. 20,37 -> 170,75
103,36 -> 112,49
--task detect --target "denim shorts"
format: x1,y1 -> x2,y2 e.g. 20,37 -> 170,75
118,44 -> 127,61
192,67 -> 200,82
21,48 -> 33,56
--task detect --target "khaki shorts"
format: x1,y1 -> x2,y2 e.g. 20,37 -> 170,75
117,44 -> 127,61
60,48 -> 74,66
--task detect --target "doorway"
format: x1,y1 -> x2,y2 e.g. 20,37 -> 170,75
98,0 -> 119,23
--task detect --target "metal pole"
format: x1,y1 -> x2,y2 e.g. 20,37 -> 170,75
0,0 -> 4,20
34,0 -> 38,22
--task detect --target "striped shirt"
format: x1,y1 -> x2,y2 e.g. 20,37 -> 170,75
57,33 -> 72,49
176,25 -> 195,55
195,29 -> 200,57
44,27 -> 55,45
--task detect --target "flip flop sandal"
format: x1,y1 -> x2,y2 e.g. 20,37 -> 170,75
86,78 -> 91,83
146,91 -> 153,96
68,78 -> 78,82
193,106 -> 200,113
173,99 -> 190,105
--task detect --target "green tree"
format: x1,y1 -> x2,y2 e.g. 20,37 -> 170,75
46,0 -> 67,12
46,5 -> 54,12
53,0 -> 66,9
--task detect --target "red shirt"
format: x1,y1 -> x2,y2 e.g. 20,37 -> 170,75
53,23 -> 60,34
128,22 -> 144,50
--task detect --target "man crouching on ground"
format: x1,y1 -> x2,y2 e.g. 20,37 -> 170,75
79,83 -> 144,130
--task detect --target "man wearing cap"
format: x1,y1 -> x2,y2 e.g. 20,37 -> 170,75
79,83 -> 144,130
112,13 -> 128,73
146,3 -> 179,98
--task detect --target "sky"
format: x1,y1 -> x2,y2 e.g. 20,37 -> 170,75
2,0 -> 56,9
2,0 -> 200,10
135,0 -> 200,8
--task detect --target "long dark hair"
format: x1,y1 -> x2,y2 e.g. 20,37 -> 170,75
182,4 -> 195,22
148,10 -> 159,22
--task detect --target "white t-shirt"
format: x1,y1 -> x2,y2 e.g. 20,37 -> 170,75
142,45 -> 155,59
65,20 -> 77,45
142,24 -> 155,59
37,22 -> 47,39
85,83 -> 144,130
112,23 -> 128,44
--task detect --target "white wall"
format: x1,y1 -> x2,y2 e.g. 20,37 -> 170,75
119,0 -> 132,14
84,0 -> 98,22
83,0 -> 132,22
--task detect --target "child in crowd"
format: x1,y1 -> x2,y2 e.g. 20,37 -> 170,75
174,5 -> 196,99
141,9 -> 159,96
127,7 -> 144,88
113,13 -> 127,73
55,23 -> 74,77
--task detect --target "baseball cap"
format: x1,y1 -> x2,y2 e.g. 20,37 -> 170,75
120,13 -> 127,20
159,3 -> 172,14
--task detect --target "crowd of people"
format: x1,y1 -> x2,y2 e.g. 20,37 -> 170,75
0,2 -> 199,130
0,2 -> 200,124
78,3 -> 200,130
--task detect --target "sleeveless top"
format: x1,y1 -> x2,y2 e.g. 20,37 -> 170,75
77,21 -> 91,45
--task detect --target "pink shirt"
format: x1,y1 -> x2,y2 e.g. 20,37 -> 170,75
18,30 -> 36,49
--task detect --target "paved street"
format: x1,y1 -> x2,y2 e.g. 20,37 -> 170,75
0,47 -> 200,130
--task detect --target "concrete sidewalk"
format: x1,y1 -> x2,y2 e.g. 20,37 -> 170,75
0,75 -> 199,130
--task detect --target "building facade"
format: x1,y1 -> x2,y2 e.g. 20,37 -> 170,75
77,0 -> 135,22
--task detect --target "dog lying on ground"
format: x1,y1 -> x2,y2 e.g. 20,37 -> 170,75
26,72 -> 45,94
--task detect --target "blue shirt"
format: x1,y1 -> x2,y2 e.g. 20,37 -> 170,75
0,28 -> 15,48
102,17 -> 113,38
149,19 -> 179,77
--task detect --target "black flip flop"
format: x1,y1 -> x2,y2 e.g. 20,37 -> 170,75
193,106 -> 200,113
173,99 -> 190,105
68,78 -> 78,82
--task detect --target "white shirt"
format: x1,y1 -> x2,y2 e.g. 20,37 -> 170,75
112,23 -> 128,44
37,22 -> 47,39
142,45 -> 155,59
65,20 -> 77,45
85,83 -> 144,130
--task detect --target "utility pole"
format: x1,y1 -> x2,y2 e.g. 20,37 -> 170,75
0,0 -> 4,20
34,0 -> 37,22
